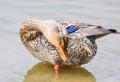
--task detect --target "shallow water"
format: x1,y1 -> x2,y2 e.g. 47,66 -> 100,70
0,0 -> 120,82
23,62 -> 96,82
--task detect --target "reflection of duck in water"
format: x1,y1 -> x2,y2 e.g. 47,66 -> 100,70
23,62 -> 96,82
19,19 -> 120,74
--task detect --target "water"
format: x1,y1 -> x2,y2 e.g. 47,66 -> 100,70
0,0 -> 120,82
23,62 -> 96,82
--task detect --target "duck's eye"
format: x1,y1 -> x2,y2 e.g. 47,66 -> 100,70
55,26 -> 60,33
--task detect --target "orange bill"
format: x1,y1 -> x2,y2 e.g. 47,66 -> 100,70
58,43 -> 67,62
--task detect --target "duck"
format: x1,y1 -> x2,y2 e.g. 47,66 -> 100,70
19,19 -> 120,74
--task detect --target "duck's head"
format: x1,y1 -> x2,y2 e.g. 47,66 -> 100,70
39,20 -> 67,47
40,20 -> 67,62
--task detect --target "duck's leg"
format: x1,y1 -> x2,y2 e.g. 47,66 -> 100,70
58,43 -> 67,62
54,64 -> 59,75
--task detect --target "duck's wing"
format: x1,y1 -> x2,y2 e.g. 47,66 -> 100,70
58,20 -> 120,39
78,26 -> 120,39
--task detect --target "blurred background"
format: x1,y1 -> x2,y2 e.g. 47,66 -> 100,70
0,0 -> 120,82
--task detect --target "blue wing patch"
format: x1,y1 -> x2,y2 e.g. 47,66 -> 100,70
66,25 -> 79,34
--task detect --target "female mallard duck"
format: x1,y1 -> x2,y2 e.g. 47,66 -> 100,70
19,19 -> 120,74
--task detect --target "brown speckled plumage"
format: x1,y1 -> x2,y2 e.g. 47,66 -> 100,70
19,19 -> 119,66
